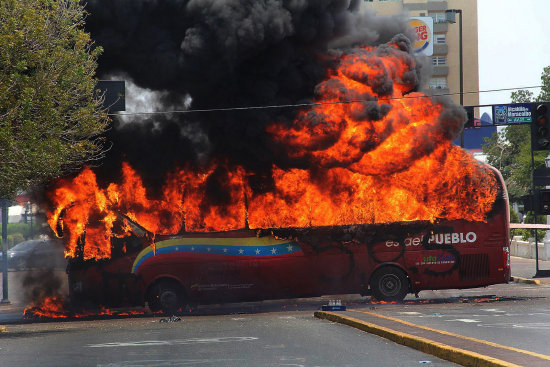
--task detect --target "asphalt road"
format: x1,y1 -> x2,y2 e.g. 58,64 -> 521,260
0,311 -> 459,367
361,294 -> 550,356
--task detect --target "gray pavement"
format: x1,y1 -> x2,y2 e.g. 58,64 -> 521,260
0,311 -> 462,367
510,256 -> 550,283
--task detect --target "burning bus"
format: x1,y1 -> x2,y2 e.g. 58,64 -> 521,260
41,31 -> 510,315
49,165 -> 510,315
60,179 -> 510,315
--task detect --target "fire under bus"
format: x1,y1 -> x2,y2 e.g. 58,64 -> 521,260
65,166 -> 511,315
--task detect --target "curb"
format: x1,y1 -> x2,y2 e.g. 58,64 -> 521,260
510,276 -> 541,285
314,311 -> 521,367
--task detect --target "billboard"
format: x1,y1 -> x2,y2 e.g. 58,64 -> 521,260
453,113 -> 497,151
409,17 -> 433,56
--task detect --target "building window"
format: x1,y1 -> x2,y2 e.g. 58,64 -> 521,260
429,77 -> 447,89
434,34 -> 446,44
430,12 -> 446,23
432,56 -> 446,66
364,0 -> 373,2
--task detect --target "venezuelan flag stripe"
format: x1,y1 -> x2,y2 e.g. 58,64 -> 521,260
131,237 -> 302,274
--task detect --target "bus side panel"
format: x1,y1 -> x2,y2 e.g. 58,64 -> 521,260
311,243 -> 369,296
403,218 -> 510,292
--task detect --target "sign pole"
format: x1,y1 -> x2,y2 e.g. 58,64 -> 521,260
458,10 -> 464,148
529,102 -> 550,277
1,200 -> 10,304
530,149 -> 542,275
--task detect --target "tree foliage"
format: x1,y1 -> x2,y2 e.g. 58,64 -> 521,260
0,0 -> 109,198
483,67 -> 550,200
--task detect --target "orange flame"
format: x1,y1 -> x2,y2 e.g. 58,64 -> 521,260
23,296 -> 151,319
23,296 -> 69,319
46,41 -> 497,260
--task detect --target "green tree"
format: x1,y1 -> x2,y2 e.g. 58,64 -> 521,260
483,67 -> 550,200
0,0 -> 109,198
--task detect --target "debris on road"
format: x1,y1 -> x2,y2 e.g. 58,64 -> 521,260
159,315 -> 181,323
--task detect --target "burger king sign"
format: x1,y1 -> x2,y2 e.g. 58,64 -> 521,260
409,17 -> 433,56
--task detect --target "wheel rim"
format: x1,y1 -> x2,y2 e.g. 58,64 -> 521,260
379,274 -> 402,297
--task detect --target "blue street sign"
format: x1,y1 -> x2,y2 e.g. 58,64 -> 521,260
492,103 -> 532,124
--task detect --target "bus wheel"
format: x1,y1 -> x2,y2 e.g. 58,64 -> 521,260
147,279 -> 184,315
370,267 -> 409,302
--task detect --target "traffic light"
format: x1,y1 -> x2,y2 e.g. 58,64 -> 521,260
531,102 -> 550,151
464,106 -> 475,129
521,190 -> 550,214
539,189 -> 550,215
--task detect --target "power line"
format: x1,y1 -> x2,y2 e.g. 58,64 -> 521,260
108,84 -> 545,116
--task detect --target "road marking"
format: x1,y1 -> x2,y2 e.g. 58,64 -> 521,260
87,336 -> 258,348
448,319 -> 480,323
397,312 -> 422,315
97,358 -> 239,366
350,310 -> 550,362
480,322 -> 550,330
316,311 -> 521,367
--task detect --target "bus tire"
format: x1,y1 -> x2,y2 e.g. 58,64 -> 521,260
147,279 -> 184,315
370,267 -> 409,302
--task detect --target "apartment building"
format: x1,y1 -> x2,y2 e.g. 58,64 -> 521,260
362,0 -> 479,108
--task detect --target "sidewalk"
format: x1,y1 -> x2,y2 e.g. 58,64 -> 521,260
316,310 -> 550,367
510,256 -> 550,284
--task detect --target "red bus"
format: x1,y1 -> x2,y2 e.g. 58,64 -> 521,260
66,167 -> 510,314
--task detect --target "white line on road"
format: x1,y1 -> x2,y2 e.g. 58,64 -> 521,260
447,319 -> 480,323
87,336 -> 258,348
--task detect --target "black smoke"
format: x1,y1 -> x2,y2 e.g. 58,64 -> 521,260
85,0 -> 417,196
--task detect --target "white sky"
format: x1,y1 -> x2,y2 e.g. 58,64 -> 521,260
478,0 -> 550,108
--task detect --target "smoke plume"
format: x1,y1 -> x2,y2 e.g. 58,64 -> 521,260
84,0 -> 421,195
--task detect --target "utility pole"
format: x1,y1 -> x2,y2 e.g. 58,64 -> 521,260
445,9 -> 464,147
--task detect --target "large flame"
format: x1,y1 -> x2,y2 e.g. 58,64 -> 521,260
46,41 -> 497,260
23,296 -> 150,319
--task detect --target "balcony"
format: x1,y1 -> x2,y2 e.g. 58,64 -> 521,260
403,1 -> 447,11
426,1 -> 448,12
432,66 -> 449,76
433,22 -> 448,32
433,44 -> 448,54
425,86 -> 450,96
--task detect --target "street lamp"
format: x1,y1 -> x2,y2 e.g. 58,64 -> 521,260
445,9 -> 464,147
